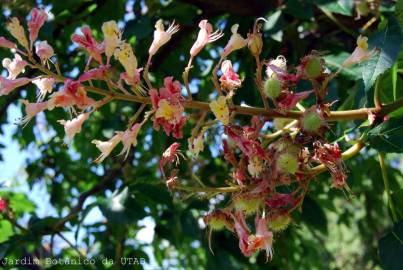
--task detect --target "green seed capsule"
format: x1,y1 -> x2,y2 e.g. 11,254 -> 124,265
304,56 -> 322,79
276,152 -> 299,174
269,215 -> 291,232
302,112 -> 322,132
264,78 -> 281,100
234,195 -> 263,215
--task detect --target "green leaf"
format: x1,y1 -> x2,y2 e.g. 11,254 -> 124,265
284,0 -> 313,20
367,117 -> 403,153
99,187 -> 147,228
362,17 -> 403,91
0,220 -> 14,243
379,221 -> 403,270
391,189 -> 403,219
264,10 -> 284,42
28,217 -> 59,236
316,0 -> 353,16
396,0 -> 403,27
300,197 -> 328,234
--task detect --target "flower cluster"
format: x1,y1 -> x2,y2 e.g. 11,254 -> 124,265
0,6 -> 377,261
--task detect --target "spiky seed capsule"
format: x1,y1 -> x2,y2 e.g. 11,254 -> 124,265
204,210 -> 233,231
208,217 -> 227,230
269,215 -> 291,232
233,195 -> 263,215
264,78 -> 281,100
302,112 -> 322,132
304,56 -> 322,79
276,152 -> 299,174
274,140 -> 300,155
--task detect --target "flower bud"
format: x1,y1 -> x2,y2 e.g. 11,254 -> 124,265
233,194 -> 263,215
247,32 -> 262,56
269,215 -> 291,232
301,111 -> 322,132
276,152 -> 299,174
264,78 -> 281,100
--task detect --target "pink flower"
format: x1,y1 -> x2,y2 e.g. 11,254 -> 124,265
28,8 -> 47,48
276,90 -> 312,110
313,142 -> 347,188
190,20 -> 223,57
49,79 -> 95,110
219,60 -> 242,91
79,65 -> 109,82
92,134 -> 123,163
0,76 -> 30,96
120,68 -> 143,86
225,126 -> 267,160
246,216 -> 273,260
150,77 -> 186,138
58,112 -> 89,140
266,193 -> 298,209
0,198 -> 7,213
2,53 -> 27,79
159,142 -> 183,177
149,20 -> 179,57
232,211 -> 252,257
20,99 -> 49,126
117,123 -> 141,160
71,26 -> 104,64
343,35 -> 375,67
221,24 -> 247,57
223,140 -> 237,166
32,76 -> 55,101
0,36 -> 16,49
35,41 -> 54,61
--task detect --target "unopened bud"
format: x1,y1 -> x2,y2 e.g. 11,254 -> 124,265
247,33 -> 263,56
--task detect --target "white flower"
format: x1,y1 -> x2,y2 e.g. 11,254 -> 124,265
92,134 -> 123,163
114,43 -> 138,77
189,134 -> 204,156
102,20 -> 121,60
117,123 -> 141,160
266,55 -> 287,78
58,113 -> 89,140
32,77 -> 55,101
221,24 -> 247,57
2,54 -> 27,79
35,41 -> 54,61
149,20 -> 179,57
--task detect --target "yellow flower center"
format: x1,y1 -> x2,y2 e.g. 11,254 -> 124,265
156,100 -> 174,120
